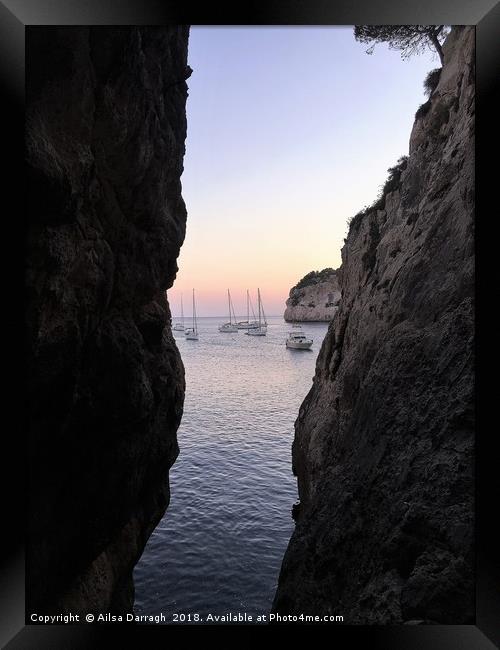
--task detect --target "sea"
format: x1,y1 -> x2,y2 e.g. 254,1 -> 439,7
133,316 -> 329,623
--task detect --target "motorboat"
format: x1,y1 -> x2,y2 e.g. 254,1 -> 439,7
286,330 -> 313,349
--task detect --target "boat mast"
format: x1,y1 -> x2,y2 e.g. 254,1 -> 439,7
247,289 -> 250,330
249,292 -> 257,322
231,293 -> 237,324
229,290 -> 236,324
257,288 -> 261,327
181,293 -> 184,326
192,288 -> 197,333
227,288 -> 231,324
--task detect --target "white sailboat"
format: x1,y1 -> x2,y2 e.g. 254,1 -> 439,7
185,289 -> 199,340
246,288 -> 267,336
237,290 -> 259,330
236,290 -> 258,329
172,293 -> 185,331
219,289 -> 238,333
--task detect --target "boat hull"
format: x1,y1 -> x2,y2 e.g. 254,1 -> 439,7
286,340 -> 312,349
246,328 -> 267,336
185,327 -> 198,340
219,324 -> 238,333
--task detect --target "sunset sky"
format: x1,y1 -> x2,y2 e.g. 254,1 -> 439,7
169,26 -> 438,318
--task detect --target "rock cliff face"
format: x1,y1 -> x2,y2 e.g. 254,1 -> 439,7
26,27 -> 190,614
273,26 -> 474,623
284,269 -> 341,322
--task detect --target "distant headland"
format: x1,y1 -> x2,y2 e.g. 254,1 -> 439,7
284,268 -> 341,322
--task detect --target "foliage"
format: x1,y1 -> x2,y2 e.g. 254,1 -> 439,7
424,67 -> 442,97
347,206 -> 375,233
346,156 -> 409,233
382,156 -> 408,195
294,268 -> 336,291
353,25 -> 448,63
415,99 -> 432,120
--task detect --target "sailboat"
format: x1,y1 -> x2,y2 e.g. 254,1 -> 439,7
219,289 -> 238,332
237,290 -> 260,329
172,293 -> 185,331
185,289 -> 199,340
246,288 -> 267,336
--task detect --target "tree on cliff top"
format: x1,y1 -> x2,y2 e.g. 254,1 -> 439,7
354,25 -> 448,64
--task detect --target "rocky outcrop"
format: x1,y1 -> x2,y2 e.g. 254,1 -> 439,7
273,26 -> 474,624
284,269 -> 341,322
26,27 -> 190,615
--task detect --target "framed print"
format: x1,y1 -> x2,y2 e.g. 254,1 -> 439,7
2,0 -> 498,646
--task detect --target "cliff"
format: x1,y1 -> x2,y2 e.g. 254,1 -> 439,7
26,27 -> 190,614
273,26 -> 474,623
284,269 -> 341,322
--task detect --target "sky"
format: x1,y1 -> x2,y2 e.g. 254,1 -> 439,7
169,26 -> 439,318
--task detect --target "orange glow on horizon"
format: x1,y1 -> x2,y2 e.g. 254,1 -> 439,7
168,222 -> 343,317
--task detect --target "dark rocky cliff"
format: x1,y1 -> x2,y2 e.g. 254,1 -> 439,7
26,27 -> 190,614
273,26 -> 474,623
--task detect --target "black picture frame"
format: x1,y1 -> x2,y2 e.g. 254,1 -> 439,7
2,0 -> 499,646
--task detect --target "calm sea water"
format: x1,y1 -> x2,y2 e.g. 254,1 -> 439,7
133,316 -> 328,623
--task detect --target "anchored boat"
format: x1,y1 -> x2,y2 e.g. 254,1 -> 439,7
173,293 -> 185,331
246,288 -> 267,336
286,329 -> 313,350
237,290 -> 259,329
185,289 -> 199,340
219,289 -> 238,333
